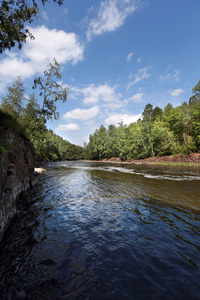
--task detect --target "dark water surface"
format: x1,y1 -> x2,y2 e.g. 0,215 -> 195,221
1,161 -> 200,299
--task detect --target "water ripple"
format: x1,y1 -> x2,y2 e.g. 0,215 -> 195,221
0,161 -> 200,299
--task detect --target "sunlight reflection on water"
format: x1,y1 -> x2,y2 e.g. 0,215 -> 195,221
0,161 -> 200,299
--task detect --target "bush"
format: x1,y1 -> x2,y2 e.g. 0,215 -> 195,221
0,146 -> 5,155
0,110 -> 25,136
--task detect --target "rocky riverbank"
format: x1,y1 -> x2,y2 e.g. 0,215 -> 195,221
0,125 -> 37,241
100,153 -> 200,165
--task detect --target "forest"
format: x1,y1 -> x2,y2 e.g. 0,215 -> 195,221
85,79 -> 200,160
0,75 -> 200,162
0,75 -> 85,161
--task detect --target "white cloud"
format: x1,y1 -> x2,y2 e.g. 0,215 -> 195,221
81,84 -> 120,104
0,26 -> 84,83
127,52 -> 134,62
173,70 -> 180,82
63,106 -> 100,121
137,57 -> 141,63
41,11 -> 49,21
159,69 -> 180,83
70,83 -> 121,106
129,92 -> 144,102
159,73 -> 170,82
127,67 -> 151,89
105,112 -> 141,125
169,89 -> 184,97
103,100 -> 124,109
0,55 -> 34,79
87,5 -> 94,13
86,0 -> 138,41
24,26 -> 84,66
56,123 -> 80,131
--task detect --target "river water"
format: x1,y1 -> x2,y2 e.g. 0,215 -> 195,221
0,161 -> 200,299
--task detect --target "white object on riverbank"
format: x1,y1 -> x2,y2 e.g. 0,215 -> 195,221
34,167 -> 47,174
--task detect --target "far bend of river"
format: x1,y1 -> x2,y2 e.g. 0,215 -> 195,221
1,161 -> 200,300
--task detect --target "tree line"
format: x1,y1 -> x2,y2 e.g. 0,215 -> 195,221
0,74 -> 85,161
85,80 -> 200,160
1,74 -> 200,162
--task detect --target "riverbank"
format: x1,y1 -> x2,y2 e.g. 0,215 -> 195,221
0,125 -> 36,241
99,153 -> 200,166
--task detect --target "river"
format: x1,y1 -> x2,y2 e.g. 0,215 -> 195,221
0,161 -> 200,299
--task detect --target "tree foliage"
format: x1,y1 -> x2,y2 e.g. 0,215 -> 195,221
86,79 -> 200,160
0,69 -> 85,161
30,58 -> 68,141
0,0 -> 63,53
1,77 -> 200,162
0,76 -> 25,121
189,79 -> 200,104
33,58 -> 68,121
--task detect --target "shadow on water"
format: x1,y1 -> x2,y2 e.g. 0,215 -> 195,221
0,161 -> 200,299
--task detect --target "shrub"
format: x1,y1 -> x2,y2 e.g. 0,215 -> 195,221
0,110 -> 25,136
0,146 -> 5,155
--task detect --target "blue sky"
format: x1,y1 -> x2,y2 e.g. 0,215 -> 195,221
0,0 -> 200,146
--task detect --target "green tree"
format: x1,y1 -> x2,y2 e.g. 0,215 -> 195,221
187,80 -> 200,151
189,79 -> 200,104
117,121 -> 129,160
189,101 -> 200,151
33,58 -> 68,120
152,106 -> 163,121
31,58 -> 68,140
91,125 -> 108,160
127,122 -> 143,159
163,104 -> 194,153
107,124 -> 120,158
1,76 -> 25,121
87,133 -> 97,160
179,102 -> 196,154
23,93 -> 46,141
152,120 -> 178,156
141,103 -> 155,157
0,0 -> 63,53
